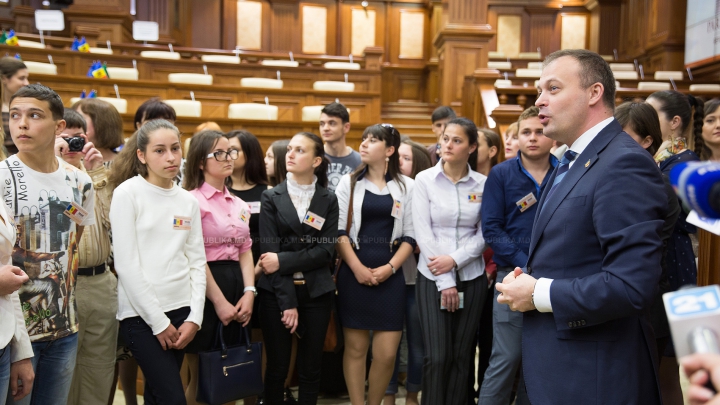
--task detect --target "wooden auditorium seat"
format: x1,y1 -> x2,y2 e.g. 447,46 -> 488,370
240,78 -> 284,89
312,81 -> 354,92
637,82 -> 671,90
168,73 -> 213,85
324,62 -> 361,70
613,71 -> 639,80
228,103 -> 278,120
200,55 -> 241,64
163,99 -> 202,117
690,84 -> 720,92
106,67 -> 139,80
654,71 -> 684,81
610,63 -> 635,71
140,51 -> 181,60
260,60 -> 299,67
24,61 -> 57,75
70,96 -> 128,113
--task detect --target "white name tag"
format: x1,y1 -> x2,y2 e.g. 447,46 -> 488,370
173,215 -> 191,230
239,208 -> 250,223
303,211 -> 325,231
63,201 -> 88,225
516,192 -> 538,213
467,193 -> 482,203
247,201 -> 261,214
391,199 -> 402,219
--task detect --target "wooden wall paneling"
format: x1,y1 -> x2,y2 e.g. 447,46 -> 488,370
340,1 -> 384,58
619,0 -> 646,58
300,4 -> 328,54
299,0 -> 337,55
426,61 -> 439,104
381,66 -> 426,103
524,6 -> 560,56
190,0 -> 222,49
595,0 -> 621,56
427,1 -> 442,62
447,0 -> 484,25
221,0 -> 237,49
386,3 -> 427,67
270,2 -> 300,53
560,12 -> 589,50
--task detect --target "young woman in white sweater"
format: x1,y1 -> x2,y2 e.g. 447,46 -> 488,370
109,119 -> 207,404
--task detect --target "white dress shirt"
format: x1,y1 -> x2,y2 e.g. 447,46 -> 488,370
412,160 -> 487,291
0,204 -> 33,362
286,173 -> 318,279
533,116 -> 614,313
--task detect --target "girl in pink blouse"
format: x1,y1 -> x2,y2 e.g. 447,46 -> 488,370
183,130 -> 257,404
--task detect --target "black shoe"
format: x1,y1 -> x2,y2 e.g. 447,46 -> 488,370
284,387 -> 297,404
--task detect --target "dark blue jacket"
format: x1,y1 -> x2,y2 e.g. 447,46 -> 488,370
481,152 -> 556,268
522,120 -> 666,404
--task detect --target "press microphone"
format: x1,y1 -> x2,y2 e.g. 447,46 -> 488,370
670,161 -> 720,219
664,285 -> 720,393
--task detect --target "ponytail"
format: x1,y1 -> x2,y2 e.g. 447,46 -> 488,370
688,95 -> 706,158
109,119 -> 180,190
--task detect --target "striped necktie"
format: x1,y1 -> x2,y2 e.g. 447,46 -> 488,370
545,150 -> 578,202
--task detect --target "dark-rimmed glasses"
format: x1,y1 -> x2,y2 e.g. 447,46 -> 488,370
207,149 -> 239,161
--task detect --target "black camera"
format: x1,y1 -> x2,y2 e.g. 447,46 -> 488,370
64,136 -> 85,152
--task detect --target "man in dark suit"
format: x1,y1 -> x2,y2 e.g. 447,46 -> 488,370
496,49 -> 667,404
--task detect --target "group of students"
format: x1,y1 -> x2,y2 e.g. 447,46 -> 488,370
0,52 -> 719,405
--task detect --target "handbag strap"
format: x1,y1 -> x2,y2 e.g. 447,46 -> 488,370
334,181 -> 354,281
214,323 -> 254,359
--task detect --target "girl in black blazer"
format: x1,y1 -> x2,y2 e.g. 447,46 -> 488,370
257,132 -> 339,405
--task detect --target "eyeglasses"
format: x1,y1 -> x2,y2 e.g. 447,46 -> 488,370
207,149 -> 239,161
380,123 -> 400,138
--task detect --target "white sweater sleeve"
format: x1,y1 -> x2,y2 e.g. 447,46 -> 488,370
110,188 -> 170,335
184,201 -> 207,328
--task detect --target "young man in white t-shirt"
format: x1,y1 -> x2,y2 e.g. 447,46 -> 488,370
2,84 -> 95,405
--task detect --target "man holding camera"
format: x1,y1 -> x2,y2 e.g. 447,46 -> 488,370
1,84 -> 95,405
54,109 -> 118,405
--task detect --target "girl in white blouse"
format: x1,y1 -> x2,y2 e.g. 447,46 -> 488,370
412,117 -> 488,405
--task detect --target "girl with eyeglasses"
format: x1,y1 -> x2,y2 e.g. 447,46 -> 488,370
335,124 -> 415,405
181,130 -> 257,405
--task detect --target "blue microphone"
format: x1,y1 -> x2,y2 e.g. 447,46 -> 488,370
670,162 -> 720,219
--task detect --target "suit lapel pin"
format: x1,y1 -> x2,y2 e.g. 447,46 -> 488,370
584,160 -> 590,168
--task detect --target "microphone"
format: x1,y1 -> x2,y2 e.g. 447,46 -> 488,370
664,285 -> 720,393
670,162 -> 720,219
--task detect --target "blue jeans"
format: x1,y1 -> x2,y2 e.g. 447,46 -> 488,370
7,333 -> 78,405
0,345 -> 11,405
386,285 -> 424,394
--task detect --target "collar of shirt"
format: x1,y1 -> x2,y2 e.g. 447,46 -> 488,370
286,172 -> 317,195
432,159 -> 479,185
567,116 -> 614,168
356,166 -> 393,182
514,152 -> 558,196
198,181 -> 233,201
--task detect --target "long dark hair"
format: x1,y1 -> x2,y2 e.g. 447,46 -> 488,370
225,130 -> 268,187
183,130 -> 225,191
351,124 -> 405,192
479,128 -> 502,167
401,138 -> 433,179
647,90 -> 705,157
703,98 -> 720,161
109,119 -> 180,189
615,102 -> 663,156
268,140 -> 289,187
133,98 -> 177,129
293,132 -> 329,189
444,117 -> 479,172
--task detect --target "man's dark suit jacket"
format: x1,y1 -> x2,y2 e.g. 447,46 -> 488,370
522,119 -> 667,404
257,181 -> 339,311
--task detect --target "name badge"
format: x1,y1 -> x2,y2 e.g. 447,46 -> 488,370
239,208 -> 250,223
63,202 -> 88,225
303,211 -> 325,231
247,201 -> 261,214
173,215 -> 192,230
467,193 -> 482,203
391,199 -> 402,219
516,192 -> 538,213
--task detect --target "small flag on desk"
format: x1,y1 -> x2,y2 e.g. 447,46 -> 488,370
5,30 -> 18,46
77,37 -> 90,53
71,37 -> 79,51
87,61 -> 109,79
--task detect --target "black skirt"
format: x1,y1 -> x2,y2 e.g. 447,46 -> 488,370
185,260 -> 246,354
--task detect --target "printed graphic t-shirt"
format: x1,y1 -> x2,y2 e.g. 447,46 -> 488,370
326,150 -> 361,193
0,155 -> 95,342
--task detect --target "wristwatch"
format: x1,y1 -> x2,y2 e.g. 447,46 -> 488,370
244,286 -> 258,297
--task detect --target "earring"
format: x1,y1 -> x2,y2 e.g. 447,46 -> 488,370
384,157 -> 389,175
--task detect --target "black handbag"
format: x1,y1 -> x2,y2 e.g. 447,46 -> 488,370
197,323 -> 263,405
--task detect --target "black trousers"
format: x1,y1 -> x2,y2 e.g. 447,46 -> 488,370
120,307 -> 190,405
259,285 -> 332,405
